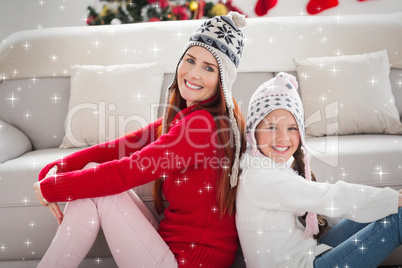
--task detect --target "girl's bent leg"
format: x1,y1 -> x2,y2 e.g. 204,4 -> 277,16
37,199 -> 100,268
93,190 -> 177,268
315,208 -> 402,268
318,219 -> 369,247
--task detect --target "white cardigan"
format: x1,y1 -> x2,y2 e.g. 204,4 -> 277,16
236,151 -> 399,268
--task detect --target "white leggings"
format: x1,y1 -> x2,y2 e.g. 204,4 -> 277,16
38,163 -> 177,268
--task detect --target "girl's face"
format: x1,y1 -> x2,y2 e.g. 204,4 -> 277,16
255,109 -> 300,163
177,46 -> 219,107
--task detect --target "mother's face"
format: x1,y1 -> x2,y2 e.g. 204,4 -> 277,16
177,46 -> 219,107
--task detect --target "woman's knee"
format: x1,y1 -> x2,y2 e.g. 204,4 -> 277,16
83,162 -> 100,170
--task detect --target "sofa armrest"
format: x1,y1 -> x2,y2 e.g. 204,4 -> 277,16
0,119 -> 32,163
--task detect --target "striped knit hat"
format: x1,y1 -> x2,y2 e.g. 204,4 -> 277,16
245,72 -> 319,238
162,11 -> 247,188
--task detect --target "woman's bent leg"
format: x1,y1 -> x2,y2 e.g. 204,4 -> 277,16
93,191 -> 177,268
315,208 -> 402,268
126,189 -> 159,230
37,198 -> 100,268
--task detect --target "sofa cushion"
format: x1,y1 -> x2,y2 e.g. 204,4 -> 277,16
390,69 -> 402,118
0,148 -> 80,205
307,134 -> 402,190
0,119 -> 32,163
60,63 -> 164,148
294,50 -> 402,137
0,147 -> 161,220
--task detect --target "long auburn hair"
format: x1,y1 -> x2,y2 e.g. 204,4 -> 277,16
291,145 -> 328,239
153,78 -> 246,218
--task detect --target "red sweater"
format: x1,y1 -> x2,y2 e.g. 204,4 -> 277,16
39,107 -> 239,267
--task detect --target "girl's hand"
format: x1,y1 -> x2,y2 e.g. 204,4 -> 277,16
399,190 -> 402,207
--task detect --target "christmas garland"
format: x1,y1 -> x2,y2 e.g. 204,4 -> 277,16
86,0 -> 245,25
255,0 -> 374,16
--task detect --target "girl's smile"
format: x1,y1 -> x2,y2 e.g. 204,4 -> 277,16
255,109 -> 300,163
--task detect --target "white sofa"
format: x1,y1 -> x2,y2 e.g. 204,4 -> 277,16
0,12 -> 401,267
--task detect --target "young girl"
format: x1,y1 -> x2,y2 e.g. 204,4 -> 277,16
33,12 -> 246,267
236,72 -> 402,268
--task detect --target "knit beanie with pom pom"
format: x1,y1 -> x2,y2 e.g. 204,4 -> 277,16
245,72 -> 319,238
162,11 -> 247,189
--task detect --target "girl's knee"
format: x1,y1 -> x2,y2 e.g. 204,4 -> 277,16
391,207 -> 402,221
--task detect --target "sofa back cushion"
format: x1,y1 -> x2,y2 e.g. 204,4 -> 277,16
0,77 -> 70,149
0,72 -> 275,149
0,69 -> 400,149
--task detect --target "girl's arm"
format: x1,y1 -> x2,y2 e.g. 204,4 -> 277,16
39,110 -> 217,203
399,190 -> 402,207
241,166 -> 399,223
38,118 -> 162,181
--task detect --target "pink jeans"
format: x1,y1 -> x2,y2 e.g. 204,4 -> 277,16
38,163 -> 177,268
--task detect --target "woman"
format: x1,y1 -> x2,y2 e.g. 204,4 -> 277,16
34,12 -> 246,268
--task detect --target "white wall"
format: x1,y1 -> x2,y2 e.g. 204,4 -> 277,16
1,0 -> 401,42
239,0 -> 402,17
0,0 -> 96,41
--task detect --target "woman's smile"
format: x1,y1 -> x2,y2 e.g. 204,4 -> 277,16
184,79 -> 203,90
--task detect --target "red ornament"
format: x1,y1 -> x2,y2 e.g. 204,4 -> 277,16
225,0 -> 247,16
149,17 -> 161,22
307,0 -> 339,15
86,15 -> 96,25
254,0 -> 278,16
159,0 -> 169,9
172,6 -> 189,20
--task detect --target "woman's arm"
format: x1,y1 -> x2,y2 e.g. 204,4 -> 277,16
39,110 -> 217,203
38,118 -> 163,181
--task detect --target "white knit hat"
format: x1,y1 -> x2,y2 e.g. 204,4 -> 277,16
245,72 -> 319,238
162,12 -> 247,188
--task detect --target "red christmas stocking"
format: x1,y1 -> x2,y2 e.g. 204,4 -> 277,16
254,0 -> 278,16
307,0 -> 339,15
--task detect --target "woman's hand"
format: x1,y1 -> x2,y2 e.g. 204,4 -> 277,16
48,203 -> 64,225
34,164 -> 64,225
33,181 -> 49,206
33,181 -> 64,225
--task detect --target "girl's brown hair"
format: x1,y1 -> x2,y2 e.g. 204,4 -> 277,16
153,78 -> 246,217
291,145 -> 328,239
